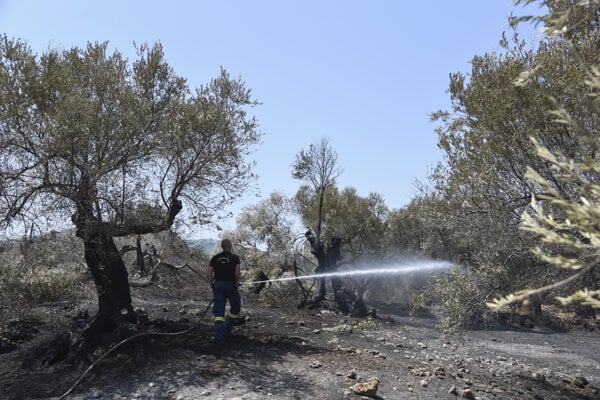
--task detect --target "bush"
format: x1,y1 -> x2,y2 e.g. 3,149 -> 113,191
425,267 -> 489,336
19,268 -> 80,304
0,232 -> 93,322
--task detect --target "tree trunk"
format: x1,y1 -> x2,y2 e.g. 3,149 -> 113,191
79,226 -> 137,349
304,234 -> 365,315
64,196 -> 182,362
305,233 -> 336,302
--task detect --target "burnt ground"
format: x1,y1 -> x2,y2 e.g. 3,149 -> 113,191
1,276 -> 599,400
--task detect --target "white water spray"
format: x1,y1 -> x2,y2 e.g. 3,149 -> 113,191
242,260 -> 452,285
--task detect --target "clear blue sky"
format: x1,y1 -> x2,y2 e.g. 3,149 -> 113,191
0,1 -> 540,236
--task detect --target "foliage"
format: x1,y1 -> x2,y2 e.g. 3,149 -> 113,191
19,268 -> 79,304
0,232 -> 93,321
428,32 -> 551,292
410,1 -> 600,327
295,184 -> 391,300
296,186 -> 388,258
292,137 -> 343,195
0,36 -> 261,235
292,137 -> 343,241
385,193 -> 454,259
488,0 -> 600,311
387,185 -> 543,327
424,267 -> 490,336
235,192 -> 297,255
229,192 -> 300,284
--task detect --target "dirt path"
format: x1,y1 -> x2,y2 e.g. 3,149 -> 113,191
1,293 -> 599,400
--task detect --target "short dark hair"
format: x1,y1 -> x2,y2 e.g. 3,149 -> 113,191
221,238 -> 232,251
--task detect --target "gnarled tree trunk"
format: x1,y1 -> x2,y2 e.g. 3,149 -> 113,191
65,196 -> 182,361
66,223 -> 138,361
83,227 -> 137,336
305,233 -> 367,316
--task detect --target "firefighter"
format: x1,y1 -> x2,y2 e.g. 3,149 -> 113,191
207,238 -> 241,344
252,270 -> 270,297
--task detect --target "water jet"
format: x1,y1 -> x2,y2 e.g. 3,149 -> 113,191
242,260 -> 452,286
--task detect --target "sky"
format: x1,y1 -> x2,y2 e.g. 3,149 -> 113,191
0,0 -> 542,237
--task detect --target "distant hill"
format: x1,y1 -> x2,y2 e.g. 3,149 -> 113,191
186,238 -> 219,254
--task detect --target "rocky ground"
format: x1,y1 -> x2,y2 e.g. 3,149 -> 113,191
1,277 -> 599,400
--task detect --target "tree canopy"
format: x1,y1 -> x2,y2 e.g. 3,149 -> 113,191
0,37 -> 261,236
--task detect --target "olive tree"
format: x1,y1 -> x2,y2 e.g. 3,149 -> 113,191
293,138 -> 388,315
0,37 -> 261,352
234,192 -> 296,255
319,187 -> 388,311
227,192 -> 307,303
488,0 -> 600,312
426,34 -> 556,327
231,192 -> 297,279
413,0 -> 600,330
292,137 -> 343,302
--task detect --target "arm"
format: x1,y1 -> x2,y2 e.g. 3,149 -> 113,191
207,265 -> 215,282
234,263 -> 241,282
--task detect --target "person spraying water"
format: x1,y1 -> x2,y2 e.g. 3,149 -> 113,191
240,259 -> 452,286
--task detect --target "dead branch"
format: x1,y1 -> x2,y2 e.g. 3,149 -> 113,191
130,255 -> 192,287
118,245 -> 137,256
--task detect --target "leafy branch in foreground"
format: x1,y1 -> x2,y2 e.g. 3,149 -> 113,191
488,138 -> 600,310
488,0 -> 600,312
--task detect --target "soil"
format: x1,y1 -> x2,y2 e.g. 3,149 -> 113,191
1,272 -> 599,400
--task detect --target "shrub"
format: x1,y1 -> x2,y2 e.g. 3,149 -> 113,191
425,267 -> 488,336
0,232 -> 92,321
19,268 -> 80,304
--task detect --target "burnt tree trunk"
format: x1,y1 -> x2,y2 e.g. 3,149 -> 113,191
145,242 -> 156,271
305,233 -> 366,316
65,194 -> 182,362
305,232 -> 340,302
315,245 -> 329,302
80,225 -> 137,345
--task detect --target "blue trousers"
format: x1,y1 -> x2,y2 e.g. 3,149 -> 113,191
212,280 -> 241,340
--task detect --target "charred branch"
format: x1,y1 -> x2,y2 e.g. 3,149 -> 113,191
130,254 -> 191,287
118,245 -> 137,256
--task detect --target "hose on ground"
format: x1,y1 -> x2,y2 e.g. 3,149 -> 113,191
58,299 -> 214,399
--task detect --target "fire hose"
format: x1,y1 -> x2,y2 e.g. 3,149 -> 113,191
58,298 -> 214,399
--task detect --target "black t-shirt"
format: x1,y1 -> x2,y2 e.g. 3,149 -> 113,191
209,251 -> 240,281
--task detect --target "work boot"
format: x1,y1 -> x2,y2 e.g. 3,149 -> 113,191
223,315 -> 236,337
210,336 -> 225,345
